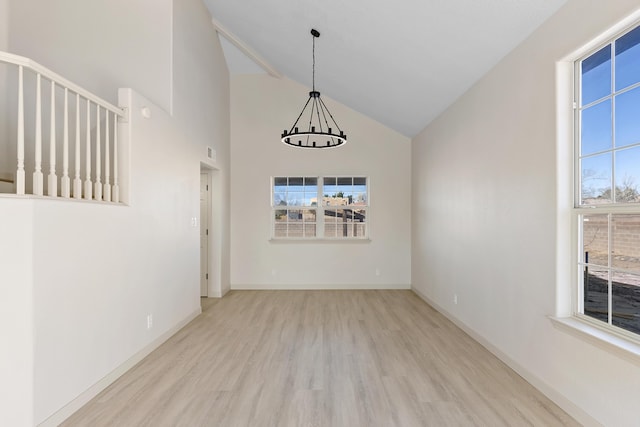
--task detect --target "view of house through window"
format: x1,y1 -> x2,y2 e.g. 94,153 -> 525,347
272,176 -> 368,239
577,24 -> 640,336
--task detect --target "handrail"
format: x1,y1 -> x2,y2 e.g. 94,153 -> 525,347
0,51 -> 125,117
0,50 -> 127,202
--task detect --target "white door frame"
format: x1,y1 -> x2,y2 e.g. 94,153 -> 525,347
200,172 -> 210,297
200,164 -> 223,297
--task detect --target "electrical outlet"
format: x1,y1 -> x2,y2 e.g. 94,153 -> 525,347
375,268 -> 381,276
453,294 -> 458,305
147,314 -> 153,329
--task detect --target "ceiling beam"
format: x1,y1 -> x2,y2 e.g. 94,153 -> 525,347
211,17 -> 282,79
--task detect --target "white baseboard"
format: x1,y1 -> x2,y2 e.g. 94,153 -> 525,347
232,283 -> 411,290
411,288 -> 602,427
37,307 -> 202,427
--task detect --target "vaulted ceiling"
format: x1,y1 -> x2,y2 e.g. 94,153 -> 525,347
204,0 -> 567,137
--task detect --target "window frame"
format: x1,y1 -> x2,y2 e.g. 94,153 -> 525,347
270,176 -> 370,241
573,23 -> 640,342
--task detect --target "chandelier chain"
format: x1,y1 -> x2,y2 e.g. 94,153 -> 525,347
312,35 -> 316,92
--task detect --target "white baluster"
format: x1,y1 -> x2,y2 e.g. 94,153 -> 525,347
84,99 -> 92,200
33,74 -> 44,196
94,105 -> 102,201
73,94 -> 82,199
113,114 -> 119,203
48,80 -> 58,197
104,111 -> 111,202
16,66 -> 25,195
61,88 -> 70,198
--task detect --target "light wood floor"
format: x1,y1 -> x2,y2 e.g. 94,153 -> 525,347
62,290 -> 579,426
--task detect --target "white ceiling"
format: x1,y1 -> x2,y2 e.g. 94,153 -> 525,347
205,0 -> 567,137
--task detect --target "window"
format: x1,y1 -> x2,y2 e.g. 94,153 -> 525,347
576,24 -> 640,337
272,176 -> 368,239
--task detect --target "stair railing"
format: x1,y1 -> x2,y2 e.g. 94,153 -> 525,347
0,51 -> 127,202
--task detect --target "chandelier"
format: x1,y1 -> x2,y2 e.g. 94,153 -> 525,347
281,29 -> 347,149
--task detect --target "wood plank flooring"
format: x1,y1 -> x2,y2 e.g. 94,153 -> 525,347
62,290 -> 579,426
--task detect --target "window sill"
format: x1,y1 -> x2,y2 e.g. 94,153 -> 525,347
269,238 -> 371,243
549,316 -> 640,366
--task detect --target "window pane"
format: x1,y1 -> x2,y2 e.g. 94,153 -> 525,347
303,184 -> 317,206
611,272 -> 640,334
337,177 -> 352,186
302,210 -> 317,222
323,177 -> 336,186
324,223 -> 337,238
324,208 -> 343,222
612,215 -> 640,272
288,223 -> 303,238
286,192 -> 304,206
325,195 -> 348,206
352,190 -> 367,204
583,266 -> 609,324
352,209 -> 366,223
581,100 -> 611,155
581,45 -> 611,105
287,210 -> 303,222
614,146 -> 640,203
274,178 -> 287,206
615,26 -> 640,90
582,215 -> 609,266
288,177 -> 303,187
304,224 -> 316,237
614,87 -> 640,148
274,209 -> 287,221
323,177 -> 337,199
581,153 -> 612,204
353,177 -> 366,186
274,223 -> 287,238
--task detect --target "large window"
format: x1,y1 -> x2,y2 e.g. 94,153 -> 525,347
272,176 -> 368,239
576,24 -> 640,337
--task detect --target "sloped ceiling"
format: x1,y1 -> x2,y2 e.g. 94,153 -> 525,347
205,0 -> 567,137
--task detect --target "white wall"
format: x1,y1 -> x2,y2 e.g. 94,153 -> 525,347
0,0 -> 7,49
8,0 -> 172,112
230,75 -> 411,289
172,5 -> 231,296
0,199 -> 34,427
1,0 -> 230,424
412,1 -> 640,426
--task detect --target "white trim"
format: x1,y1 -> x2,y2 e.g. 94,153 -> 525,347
232,283 -> 410,290
558,8 -> 640,63
210,17 -> 282,79
269,238 -> 371,243
37,307 -> 202,427
550,316 -> 640,367
0,193 -> 128,206
411,288 -> 602,427
555,60 -> 575,318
